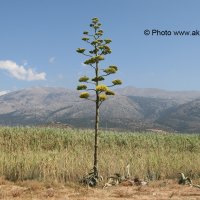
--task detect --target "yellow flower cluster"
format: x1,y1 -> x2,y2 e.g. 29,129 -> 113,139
96,85 -> 108,92
99,94 -> 107,101
79,92 -> 90,99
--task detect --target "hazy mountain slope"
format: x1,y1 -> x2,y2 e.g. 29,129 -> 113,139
0,87 -> 144,128
157,99 -> 200,132
128,96 -> 179,121
1,86 -> 200,132
0,87 -> 80,125
116,86 -> 200,103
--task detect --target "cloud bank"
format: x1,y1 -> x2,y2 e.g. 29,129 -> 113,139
0,60 -> 46,81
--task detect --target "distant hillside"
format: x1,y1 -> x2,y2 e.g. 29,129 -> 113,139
157,99 -> 200,132
116,86 -> 200,103
1,86 -> 200,132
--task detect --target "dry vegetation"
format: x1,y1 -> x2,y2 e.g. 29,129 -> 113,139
0,127 -> 200,199
1,177 -> 200,199
1,127 -> 200,183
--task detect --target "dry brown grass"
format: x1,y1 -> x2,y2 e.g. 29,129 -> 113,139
0,178 -> 200,200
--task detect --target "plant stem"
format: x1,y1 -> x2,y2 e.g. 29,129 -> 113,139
93,32 -> 99,176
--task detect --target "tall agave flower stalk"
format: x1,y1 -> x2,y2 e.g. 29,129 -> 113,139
76,17 -> 122,184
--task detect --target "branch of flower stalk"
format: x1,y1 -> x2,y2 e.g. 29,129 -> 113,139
99,101 -> 103,107
83,53 -> 92,57
86,40 -> 91,44
87,64 -> 96,69
96,90 -> 103,94
101,73 -> 112,77
99,100 -> 105,107
86,81 -> 96,85
95,35 -> 101,40
86,89 -> 96,92
100,51 -> 104,56
107,85 -> 115,87
87,98 -> 96,102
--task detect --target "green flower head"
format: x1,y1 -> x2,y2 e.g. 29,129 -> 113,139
98,30 -> 103,33
79,76 -> 89,82
112,79 -> 122,85
97,39 -> 103,44
77,85 -> 87,90
106,90 -> 115,95
91,40 -> 99,45
96,31 -> 103,36
76,48 -> 86,53
92,17 -> 99,23
109,65 -> 118,71
92,76 -> 105,82
80,92 -> 90,99
103,67 -> 116,74
84,55 -> 104,65
104,39 -> 112,44
103,65 -> 118,74
82,37 -> 89,41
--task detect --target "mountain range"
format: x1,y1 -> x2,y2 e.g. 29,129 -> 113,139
0,86 -> 200,132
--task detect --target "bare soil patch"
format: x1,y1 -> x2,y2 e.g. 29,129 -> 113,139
1,179 -> 200,199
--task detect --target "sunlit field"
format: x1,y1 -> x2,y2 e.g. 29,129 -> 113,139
0,126 -> 200,185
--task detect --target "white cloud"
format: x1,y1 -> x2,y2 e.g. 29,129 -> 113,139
49,57 -> 56,64
0,90 -> 9,96
0,60 -> 46,81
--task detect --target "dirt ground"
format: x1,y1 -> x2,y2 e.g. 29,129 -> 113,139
1,179 -> 200,200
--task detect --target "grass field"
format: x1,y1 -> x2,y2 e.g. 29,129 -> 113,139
0,126 -> 200,185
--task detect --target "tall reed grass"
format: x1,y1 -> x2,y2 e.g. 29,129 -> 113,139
0,127 -> 200,184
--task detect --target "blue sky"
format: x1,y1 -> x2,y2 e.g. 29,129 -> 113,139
1,0 -> 200,93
